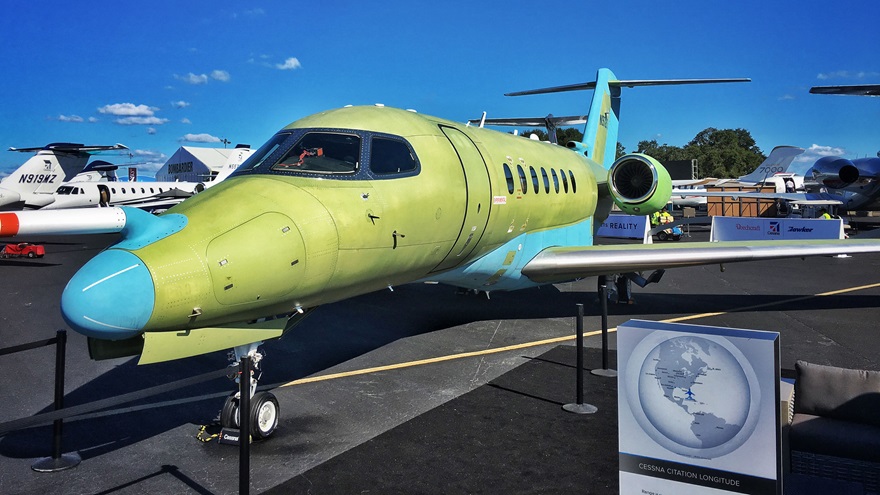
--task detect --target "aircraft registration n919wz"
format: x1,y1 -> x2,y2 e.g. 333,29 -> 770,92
4,68 -> 880,438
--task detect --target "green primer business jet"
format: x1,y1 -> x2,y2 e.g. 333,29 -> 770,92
5,68 -> 880,438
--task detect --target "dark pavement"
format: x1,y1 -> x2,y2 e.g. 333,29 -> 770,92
1,229 -> 879,494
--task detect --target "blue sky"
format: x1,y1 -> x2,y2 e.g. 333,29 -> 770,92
1,1 -> 877,177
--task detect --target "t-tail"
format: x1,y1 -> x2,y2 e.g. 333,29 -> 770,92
506,69 -> 750,170
737,145 -> 805,184
0,143 -> 127,209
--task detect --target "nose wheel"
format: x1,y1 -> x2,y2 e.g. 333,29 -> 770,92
220,391 -> 280,440
219,342 -> 281,440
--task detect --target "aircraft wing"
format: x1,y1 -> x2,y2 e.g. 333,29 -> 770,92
521,239 -> 880,283
668,189 -> 843,205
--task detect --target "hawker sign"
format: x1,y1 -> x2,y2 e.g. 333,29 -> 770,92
710,217 -> 843,241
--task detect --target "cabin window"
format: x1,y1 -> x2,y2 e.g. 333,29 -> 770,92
111,188 -> 116,194
503,164 -> 514,194
561,171 -> 569,193
150,188 -> 155,194
541,168 -> 550,193
122,188 -> 127,194
272,132 -> 360,174
569,171 -> 576,193
516,165 -> 527,193
529,166 -> 539,194
551,169 -> 560,193
370,137 -> 417,174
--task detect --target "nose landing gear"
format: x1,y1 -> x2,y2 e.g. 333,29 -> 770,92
220,343 -> 280,440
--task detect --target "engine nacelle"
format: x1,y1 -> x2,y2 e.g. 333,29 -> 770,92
607,154 -> 672,215
811,156 -> 859,188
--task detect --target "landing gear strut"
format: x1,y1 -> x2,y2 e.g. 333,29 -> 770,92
220,342 -> 280,440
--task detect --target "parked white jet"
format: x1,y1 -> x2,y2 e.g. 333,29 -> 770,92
42,146 -> 255,212
0,143 -> 127,209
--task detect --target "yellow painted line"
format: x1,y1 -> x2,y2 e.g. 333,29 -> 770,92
280,281 -> 880,388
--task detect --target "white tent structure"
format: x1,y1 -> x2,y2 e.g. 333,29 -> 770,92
155,145 -> 254,184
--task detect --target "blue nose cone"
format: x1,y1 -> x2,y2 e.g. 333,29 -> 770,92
61,249 -> 155,340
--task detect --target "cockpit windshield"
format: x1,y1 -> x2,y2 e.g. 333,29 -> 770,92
271,132 -> 360,174
231,128 -> 418,181
235,132 -> 291,172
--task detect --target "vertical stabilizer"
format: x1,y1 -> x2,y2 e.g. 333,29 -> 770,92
582,68 -> 621,169
737,145 -> 805,184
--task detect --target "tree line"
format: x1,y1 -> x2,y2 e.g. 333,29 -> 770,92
517,127 -> 766,179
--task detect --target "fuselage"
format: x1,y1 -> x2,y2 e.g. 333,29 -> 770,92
61,106 -> 606,340
43,181 -> 203,211
807,157 -> 880,211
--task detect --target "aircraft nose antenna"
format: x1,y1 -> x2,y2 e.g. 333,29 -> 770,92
61,249 -> 155,340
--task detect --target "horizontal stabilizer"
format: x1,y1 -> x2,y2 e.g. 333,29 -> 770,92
810,85 -> 880,97
505,78 -> 750,97
9,143 -> 128,154
468,115 -> 587,127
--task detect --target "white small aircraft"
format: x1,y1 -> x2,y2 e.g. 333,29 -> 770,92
0,143 -> 127,209
43,180 -> 205,212
41,146 -> 255,212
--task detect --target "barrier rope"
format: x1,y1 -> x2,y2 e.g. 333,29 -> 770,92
0,366 -> 237,436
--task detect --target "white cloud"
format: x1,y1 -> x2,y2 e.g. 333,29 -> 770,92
181,118 -> 192,124
171,100 -> 190,109
115,116 -> 170,125
817,70 -> 880,81
88,116 -> 99,123
211,70 -> 231,82
134,149 -> 165,160
176,72 -> 209,85
796,144 -> 847,163
58,114 -> 84,123
130,150 -> 168,175
99,103 -> 158,116
182,133 -> 221,143
276,57 -> 302,70
147,127 -> 157,135
778,94 -> 795,101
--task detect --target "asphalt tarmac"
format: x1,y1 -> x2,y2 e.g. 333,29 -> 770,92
1,228 -> 879,494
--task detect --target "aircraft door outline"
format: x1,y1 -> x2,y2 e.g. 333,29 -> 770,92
431,126 -> 492,273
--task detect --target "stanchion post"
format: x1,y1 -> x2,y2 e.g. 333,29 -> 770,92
563,303 -> 597,414
592,276 -> 618,378
32,330 -> 81,472
239,356 -> 251,495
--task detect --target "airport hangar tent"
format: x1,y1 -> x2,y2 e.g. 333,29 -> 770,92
155,146 -> 242,183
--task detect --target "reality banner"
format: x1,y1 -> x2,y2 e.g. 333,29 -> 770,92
617,320 -> 781,495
